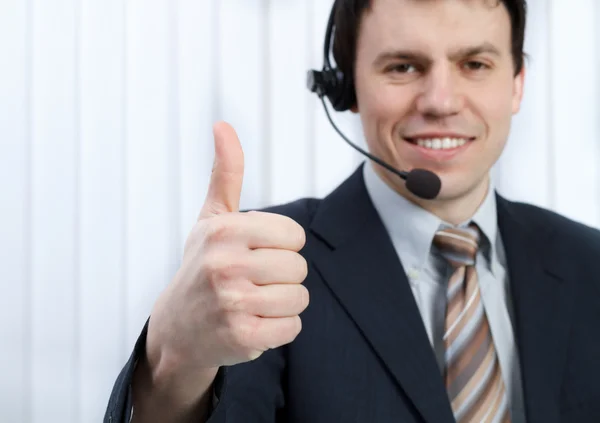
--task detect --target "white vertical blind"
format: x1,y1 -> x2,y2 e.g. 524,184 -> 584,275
177,0 -> 215,251
1,1 -> 31,422
1,1 -> 599,421
549,0 -> 600,222
79,0 -> 126,421
269,0 -> 313,204
124,0 -> 176,367
30,0 -> 79,421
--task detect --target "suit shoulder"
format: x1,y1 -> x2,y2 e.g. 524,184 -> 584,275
507,200 -> 600,254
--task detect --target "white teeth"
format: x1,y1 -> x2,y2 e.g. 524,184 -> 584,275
416,138 -> 469,150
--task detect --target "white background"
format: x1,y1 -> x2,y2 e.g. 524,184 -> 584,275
1,0 -> 599,421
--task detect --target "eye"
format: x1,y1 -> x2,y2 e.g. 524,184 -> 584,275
463,60 -> 490,71
387,63 -> 417,74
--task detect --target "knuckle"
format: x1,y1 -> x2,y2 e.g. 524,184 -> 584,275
214,281 -> 247,312
201,252 -> 225,284
202,252 -> 246,286
217,262 -> 239,283
233,316 -> 261,348
222,311 -> 240,333
223,313 -> 245,346
205,218 -> 235,245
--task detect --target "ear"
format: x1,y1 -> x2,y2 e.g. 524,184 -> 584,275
511,62 -> 526,115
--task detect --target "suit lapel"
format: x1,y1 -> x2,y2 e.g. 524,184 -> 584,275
306,166 -> 576,423
497,195 -> 576,423
309,166 -> 455,423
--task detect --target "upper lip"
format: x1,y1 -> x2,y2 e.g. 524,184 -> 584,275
404,133 -> 475,140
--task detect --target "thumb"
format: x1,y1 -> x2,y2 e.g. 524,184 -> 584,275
199,121 -> 245,219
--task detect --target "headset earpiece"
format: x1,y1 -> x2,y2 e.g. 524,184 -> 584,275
307,68 -> 354,112
306,1 -> 356,112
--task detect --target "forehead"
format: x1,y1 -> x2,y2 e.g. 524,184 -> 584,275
358,0 -> 512,54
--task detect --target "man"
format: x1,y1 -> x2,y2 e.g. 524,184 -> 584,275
105,0 -> 600,422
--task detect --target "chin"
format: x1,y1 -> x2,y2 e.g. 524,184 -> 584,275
437,173 -> 490,202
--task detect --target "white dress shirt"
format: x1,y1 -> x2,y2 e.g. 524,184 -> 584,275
363,162 -> 526,422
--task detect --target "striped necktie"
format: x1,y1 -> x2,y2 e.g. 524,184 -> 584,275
433,224 -> 510,423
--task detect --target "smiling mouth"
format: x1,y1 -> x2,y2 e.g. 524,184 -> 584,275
404,136 -> 476,150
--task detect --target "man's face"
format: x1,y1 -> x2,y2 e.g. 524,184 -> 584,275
353,0 -> 525,204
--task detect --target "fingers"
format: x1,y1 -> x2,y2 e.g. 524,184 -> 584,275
237,315 -> 302,352
245,284 -> 310,318
245,212 -> 306,251
209,265 -> 309,317
202,211 -> 306,252
245,249 -> 308,285
202,247 -> 307,289
256,315 -> 303,350
199,121 -> 245,219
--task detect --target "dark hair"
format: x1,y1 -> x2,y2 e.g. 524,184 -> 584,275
331,0 -> 527,105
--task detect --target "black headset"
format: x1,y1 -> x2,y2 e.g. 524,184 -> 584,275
306,1 -> 356,112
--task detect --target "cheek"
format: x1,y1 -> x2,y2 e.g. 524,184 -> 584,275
359,83 -> 412,130
359,95 -> 403,159
472,83 -> 515,137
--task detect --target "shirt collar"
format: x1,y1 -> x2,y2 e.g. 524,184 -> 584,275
363,162 -> 499,274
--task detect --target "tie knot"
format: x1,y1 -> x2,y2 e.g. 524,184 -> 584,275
433,224 -> 480,267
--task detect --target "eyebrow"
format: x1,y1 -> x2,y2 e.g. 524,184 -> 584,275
373,42 -> 502,67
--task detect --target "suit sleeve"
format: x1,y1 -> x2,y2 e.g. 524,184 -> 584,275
103,320 -> 287,422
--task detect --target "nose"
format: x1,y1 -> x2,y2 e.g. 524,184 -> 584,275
415,64 -> 464,118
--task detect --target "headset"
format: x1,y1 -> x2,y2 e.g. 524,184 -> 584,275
306,1 -> 356,112
306,1 -> 442,200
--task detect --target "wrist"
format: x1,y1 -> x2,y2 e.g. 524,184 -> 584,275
149,347 -> 219,408
132,345 -> 219,422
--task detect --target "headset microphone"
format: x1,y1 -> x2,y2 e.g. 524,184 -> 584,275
306,2 -> 442,201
